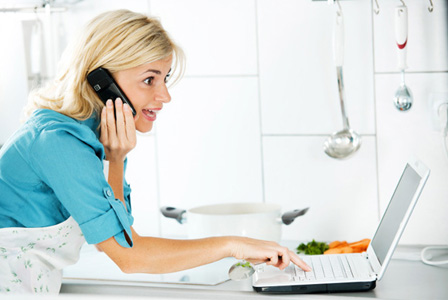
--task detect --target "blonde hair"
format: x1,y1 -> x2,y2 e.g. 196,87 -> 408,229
25,9 -> 185,120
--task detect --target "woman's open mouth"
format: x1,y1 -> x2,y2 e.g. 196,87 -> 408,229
142,108 -> 160,121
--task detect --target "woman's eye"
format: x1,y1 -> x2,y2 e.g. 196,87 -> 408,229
164,74 -> 171,84
144,77 -> 154,85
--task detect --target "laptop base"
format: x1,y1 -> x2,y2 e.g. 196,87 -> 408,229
253,280 -> 376,294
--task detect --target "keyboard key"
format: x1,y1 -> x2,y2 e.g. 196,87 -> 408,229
329,255 -> 345,279
341,255 -> 354,278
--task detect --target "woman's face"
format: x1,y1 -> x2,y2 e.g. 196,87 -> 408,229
113,55 -> 173,133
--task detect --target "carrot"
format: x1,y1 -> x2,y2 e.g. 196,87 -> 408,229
324,248 -> 343,254
340,247 -> 354,253
329,241 -> 348,249
348,239 -> 371,252
324,238 -> 371,255
329,241 -> 343,249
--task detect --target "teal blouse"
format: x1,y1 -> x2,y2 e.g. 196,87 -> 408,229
0,109 -> 134,248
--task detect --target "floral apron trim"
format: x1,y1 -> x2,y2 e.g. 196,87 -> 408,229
0,217 -> 85,294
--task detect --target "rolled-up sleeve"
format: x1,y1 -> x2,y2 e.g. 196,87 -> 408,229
30,123 -> 133,247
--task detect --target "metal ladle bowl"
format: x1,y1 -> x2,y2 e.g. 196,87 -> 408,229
323,66 -> 362,159
393,70 -> 413,111
324,128 -> 361,159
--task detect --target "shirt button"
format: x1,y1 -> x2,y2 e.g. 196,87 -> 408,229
106,189 -> 112,197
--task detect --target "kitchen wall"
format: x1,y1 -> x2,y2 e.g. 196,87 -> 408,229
1,0 -> 447,245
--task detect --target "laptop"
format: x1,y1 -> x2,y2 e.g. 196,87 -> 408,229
252,159 -> 430,294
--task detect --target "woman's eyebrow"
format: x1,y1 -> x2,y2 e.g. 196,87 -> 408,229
140,68 -> 171,76
140,69 -> 161,75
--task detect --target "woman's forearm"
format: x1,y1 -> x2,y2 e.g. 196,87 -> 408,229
98,228 -> 232,274
107,160 -> 126,210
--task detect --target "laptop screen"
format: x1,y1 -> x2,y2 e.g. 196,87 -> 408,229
370,164 -> 422,265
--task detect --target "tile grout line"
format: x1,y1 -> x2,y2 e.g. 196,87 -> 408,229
262,133 -> 377,137
375,71 -> 448,75
254,0 -> 266,204
371,1 -> 382,221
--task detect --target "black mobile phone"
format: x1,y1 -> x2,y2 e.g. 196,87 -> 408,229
87,67 -> 137,116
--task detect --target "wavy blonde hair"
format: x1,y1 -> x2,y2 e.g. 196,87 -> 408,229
25,9 -> 185,120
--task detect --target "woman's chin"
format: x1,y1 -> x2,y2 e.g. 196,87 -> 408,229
136,123 -> 153,133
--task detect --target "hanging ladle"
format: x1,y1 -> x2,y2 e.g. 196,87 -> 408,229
393,1 -> 413,111
324,4 -> 361,159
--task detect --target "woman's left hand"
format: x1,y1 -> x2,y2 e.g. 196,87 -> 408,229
100,98 -> 137,162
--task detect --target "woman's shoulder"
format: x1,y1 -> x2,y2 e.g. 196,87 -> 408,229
25,109 -> 102,153
29,109 -> 100,140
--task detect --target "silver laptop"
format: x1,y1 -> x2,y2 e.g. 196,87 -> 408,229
253,159 -> 430,294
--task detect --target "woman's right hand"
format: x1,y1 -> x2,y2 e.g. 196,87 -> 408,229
229,237 -> 312,272
100,98 -> 137,162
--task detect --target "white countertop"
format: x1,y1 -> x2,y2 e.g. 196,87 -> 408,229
59,244 -> 448,300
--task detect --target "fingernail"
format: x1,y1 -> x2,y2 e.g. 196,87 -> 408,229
123,103 -> 130,111
106,100 -> 112,107
115,98 -> 122,105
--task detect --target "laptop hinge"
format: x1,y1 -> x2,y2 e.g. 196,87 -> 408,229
362,252 -> 378,278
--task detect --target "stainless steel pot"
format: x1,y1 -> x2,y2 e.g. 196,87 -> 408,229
160,203 -> 309,242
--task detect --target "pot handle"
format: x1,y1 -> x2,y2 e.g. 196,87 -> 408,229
160,206 -> 187,224
281,207 -> 309,225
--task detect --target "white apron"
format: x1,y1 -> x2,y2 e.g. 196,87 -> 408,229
0,217 -> 85,294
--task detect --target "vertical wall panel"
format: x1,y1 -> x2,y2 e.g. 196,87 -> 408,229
375,73 -> 448,245
257,0 -> 375,135
263,136 -> 378,242
157,78 -> 263,237
0,15 -> 28,145
150,0 -> 258,76
126,135 -> 160,237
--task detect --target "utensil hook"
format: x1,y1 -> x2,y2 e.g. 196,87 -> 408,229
428,0 -> 434,12
336,0 -> 342,16
373,0 -> 380,14
399,0 -> 406,6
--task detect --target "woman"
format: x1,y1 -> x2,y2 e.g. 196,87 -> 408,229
0,10 -> 310,293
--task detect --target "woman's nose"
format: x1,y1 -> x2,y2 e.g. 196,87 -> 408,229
156,83 -> 171,103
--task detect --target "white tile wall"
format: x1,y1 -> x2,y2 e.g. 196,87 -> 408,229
263,136 -> 379,242
61,0 -> 150,39
156,77 -> 263,237
257,0 -> 375,135
1,0 -> 447,247
373,0 -> 448,73
375,73 -> 448,245
0,14 -> 29,145
126,134 -> 160,237
150,0 -> 258,76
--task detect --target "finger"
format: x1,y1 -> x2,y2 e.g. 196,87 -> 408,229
277,249 -> 291,270
100,107 -> 108,143
266,252 -> 279,266
123,103 -> 136,143
106,99 -> 117,137
114,98 -> 126,140
291,252 -> 312,272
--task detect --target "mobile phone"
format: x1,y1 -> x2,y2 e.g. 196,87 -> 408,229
87,67 -> 137,116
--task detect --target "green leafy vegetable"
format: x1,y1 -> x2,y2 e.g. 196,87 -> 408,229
296,239 -> 329,255
236,261 -> 252,268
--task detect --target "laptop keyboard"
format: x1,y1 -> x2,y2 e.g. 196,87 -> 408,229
293,255 -> 362,281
